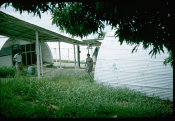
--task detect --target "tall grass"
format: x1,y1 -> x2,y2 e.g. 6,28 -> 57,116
0,71 -> 173,118
0,66 -> 16,78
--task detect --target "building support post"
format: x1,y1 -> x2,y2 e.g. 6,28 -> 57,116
58,42 -> 62,69
73,44 -> 77,71
31,45 -> 33,64
91,47 -> 93,58
40,44 -> 43,76
77,45 -> 80,68
54,48 -> 57,63
88,42 -> 89,54
25,45 -> 27,65
36,31 -> 40,78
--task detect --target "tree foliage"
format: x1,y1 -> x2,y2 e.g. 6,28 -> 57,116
0,1 -> 174,66
51,2 -> 105,38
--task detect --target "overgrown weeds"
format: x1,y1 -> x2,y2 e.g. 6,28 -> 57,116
0,70 -> 173,118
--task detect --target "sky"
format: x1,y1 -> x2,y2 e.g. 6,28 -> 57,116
0,4 -> 112,60
0,4 -> 111,48
0,4 -> 96,40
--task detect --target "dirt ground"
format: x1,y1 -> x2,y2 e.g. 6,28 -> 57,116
43,62 -> 95,77
53,62 -> 86,68
19,62 -> 95,78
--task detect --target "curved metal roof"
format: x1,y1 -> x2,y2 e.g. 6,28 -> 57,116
0,11 -> 101,46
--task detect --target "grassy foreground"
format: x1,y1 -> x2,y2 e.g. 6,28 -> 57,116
0,70 -> 173,118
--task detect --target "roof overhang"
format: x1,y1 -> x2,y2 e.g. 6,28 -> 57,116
0,11 -> 101,46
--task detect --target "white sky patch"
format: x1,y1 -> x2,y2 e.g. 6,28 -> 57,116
0,5 -> 113,60
0,5 -> 108,49
0,5 -> 100,41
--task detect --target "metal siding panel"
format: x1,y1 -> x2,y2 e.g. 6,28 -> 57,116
94,35 -> 173,101
41,43 -> 53,63
0,55 -> 12,67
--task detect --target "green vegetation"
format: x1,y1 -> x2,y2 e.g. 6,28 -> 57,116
0,70 -> 173,118
0,66 -> 16,78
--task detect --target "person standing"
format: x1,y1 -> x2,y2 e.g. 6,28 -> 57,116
13,49 -> 23,76
85,53 -> 93,74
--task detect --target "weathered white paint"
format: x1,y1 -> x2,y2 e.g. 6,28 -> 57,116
94,29 -> 173,101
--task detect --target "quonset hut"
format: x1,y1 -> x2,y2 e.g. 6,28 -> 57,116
0,11 -> 101,77
0,37 -> 53,67
94,29 -> 173,101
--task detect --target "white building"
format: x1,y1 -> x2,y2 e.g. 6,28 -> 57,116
0,11 -> 100,77
0,37 -> 53,67
94,29 -> 173,101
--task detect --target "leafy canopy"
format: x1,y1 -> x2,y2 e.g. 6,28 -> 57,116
0,1 -> 174,66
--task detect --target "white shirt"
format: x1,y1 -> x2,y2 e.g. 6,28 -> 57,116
14,53 -> 22,62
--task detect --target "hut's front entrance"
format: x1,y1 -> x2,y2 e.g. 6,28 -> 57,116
12,43 -> 36,66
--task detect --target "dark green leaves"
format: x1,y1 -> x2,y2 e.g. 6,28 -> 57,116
51,2 -> 105,38
1,1 -> 174,66
164,50 -> 173,67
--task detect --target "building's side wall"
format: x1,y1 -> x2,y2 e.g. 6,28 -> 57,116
41,42 -> 53,63
0,39 -> 34,66
94,36 -> 173,101
0,38 -> 22,67
0,55 -> 12,67
0,39 -> 54,66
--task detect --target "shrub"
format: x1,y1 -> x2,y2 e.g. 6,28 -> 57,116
0,66 -> 16,78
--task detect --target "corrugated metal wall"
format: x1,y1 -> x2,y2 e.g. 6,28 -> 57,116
94,34 -> 173,101
0,39 -> 53,66
0,55 -> 12,66
41,42 -> 53,63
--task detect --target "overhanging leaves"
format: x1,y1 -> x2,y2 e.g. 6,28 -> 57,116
0,1 -> 174,66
